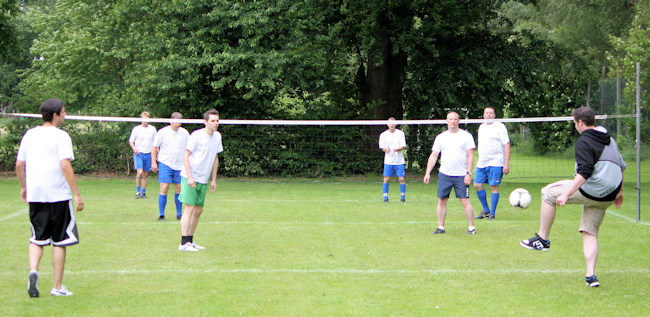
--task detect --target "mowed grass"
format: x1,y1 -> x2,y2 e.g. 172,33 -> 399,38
0,162 -> 648,316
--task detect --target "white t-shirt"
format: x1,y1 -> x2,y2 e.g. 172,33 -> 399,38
476,122 -> 510,168
432,129 -> 476,176
129,124 -> 157,154
378,129 -> 406,165
180,129 -> 224,184
153,126 -> 190,170
16,126 -> 75,203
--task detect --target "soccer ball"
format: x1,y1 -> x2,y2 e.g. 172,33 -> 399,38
509,188 -> 532,209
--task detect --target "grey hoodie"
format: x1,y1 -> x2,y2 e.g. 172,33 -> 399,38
575,126 -> 626,201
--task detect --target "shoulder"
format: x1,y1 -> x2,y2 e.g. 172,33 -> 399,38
180,127 -> 190,135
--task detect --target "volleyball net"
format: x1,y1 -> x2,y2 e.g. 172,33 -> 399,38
2,112 -> 638,180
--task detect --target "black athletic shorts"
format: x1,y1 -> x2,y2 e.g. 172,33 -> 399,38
29,200 -> 79,247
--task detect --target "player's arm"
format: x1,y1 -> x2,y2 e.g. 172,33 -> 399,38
129,141 -> 139,155
614,173 -> 624,208
151,145 -> 159,173
503,142 -> 511,175
210,154 -> 219,193
423,151 -> 439,184
61,159 -> 84,211
556,174 -> 587,206
15,160 -> 27,203
465,148 -> 474,185
183,149 -> 195,188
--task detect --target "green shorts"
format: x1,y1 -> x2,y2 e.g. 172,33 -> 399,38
179,177 -> 208,207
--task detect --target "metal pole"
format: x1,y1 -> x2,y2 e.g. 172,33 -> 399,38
617,66 -> 621,137
636,63 -> 641,221
602,65 -> 606,115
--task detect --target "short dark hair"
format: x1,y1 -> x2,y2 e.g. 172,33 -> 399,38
171,112 -> 183,119
203,109 -> 219,121
572,107 -> 595,126
39,99 -> 65,123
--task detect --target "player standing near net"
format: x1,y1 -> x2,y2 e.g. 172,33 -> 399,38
129,111 -> 157,199
423,111 -> 477,235
379,117 -> 407,203
474,107 -> 511,220
178,109 -> 223,252
151,112 -> 189,221
16,99 -> 84,297
520,107 -> 625,288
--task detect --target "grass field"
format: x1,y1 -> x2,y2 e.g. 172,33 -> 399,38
1,162 -> 649,316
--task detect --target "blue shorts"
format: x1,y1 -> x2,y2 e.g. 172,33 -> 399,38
158,162 -> 181,184
134,153 -> 152,172
474,166 -> 504,186
437,173 -> 470,199
383,164 -> 406,178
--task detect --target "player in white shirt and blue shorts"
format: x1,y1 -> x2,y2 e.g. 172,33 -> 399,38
378,117 -> 407,203
129,111 -> 157,199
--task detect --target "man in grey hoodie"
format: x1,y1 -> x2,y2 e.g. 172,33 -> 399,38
520,107 -> 625,288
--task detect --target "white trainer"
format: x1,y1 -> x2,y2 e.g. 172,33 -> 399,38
192,242 -> 205,250
51,285 -> 73,296
178,242 -> 198,252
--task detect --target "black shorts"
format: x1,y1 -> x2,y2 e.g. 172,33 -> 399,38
29,200 -> 79,247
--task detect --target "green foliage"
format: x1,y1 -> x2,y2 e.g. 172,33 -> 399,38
220,125 -> 379,177
0,117 -> 37,171
65,121 -> 134,174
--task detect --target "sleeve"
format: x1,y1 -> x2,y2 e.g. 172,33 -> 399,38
432,135 -> 441,152
216,133 -> 224,153
574,138 -> 596,179
499,124 -> 510,144
129,127 -> 137,143
378,132 -> 386,149
58,132 -> 75,161
185,133 -> 197,153
399,131 -> 407,148
153,130 -> 162,147
16,134 -> 27,161
466,132 -> 476,150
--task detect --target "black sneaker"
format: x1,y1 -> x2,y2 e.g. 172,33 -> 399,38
384,198 -> 389,203
135,193 -> 141,199
28,271 -> 39,298
486,214 -> 495,220
158,216 -> 165,221
475,211 -> 490,219
177,215 -> 182,220
400,198 -> 405,203
140,194 -> 149,199
432,228 -> 445,234
586,275 -> 600,287
520,234 -> 550,251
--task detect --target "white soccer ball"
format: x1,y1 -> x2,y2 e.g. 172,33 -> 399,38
509,188 -> 532,209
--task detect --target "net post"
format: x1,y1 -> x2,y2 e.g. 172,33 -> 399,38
636,62 -> 641,222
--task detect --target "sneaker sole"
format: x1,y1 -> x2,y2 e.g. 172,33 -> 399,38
519,241 -> 550,251
28,273 -> 39,298
587,282 -> 600,287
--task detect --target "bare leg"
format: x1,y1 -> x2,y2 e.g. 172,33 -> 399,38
160,182 -> 170,196
173,183 -> 181,195
180,205 -> 193,236
473,183 -> 484,192
52,246 -> 66,290
29,243 -> 43,272
459,198 -> 474,227
490,185 -> 499,193
141,172 -> 149,192
135,169 -> 144,188
538,200 -> 556,240
437,198 -> 448,228
188,206 -> 204,236
582,232 -> 599,276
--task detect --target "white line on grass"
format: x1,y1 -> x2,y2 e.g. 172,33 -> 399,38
2,267 -> 642,276
0,208 -> 27,222
607,210 -> 650,226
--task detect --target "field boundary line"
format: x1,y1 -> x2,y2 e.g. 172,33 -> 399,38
607,210 -> 649,225
2,268 -> 648,276
0,208 -> 27,222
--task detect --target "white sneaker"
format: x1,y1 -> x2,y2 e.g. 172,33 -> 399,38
192,242 -> 205,250
51,285 -> 73,296
178,242 -> 198,252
